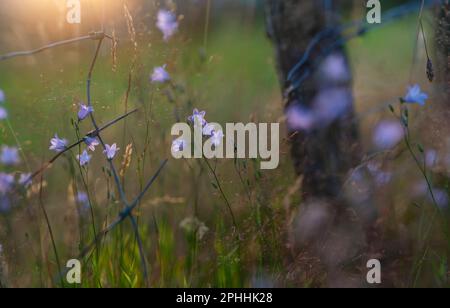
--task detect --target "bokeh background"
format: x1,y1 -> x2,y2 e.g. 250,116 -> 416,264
0,0 -> 448,287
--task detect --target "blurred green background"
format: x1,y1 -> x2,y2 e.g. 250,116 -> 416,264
0,0 -> 448,288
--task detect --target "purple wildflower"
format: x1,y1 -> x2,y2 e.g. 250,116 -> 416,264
210,130 -> 224,147
430,189 -> 449,210
76,192 -> 91,213
0,173 -> 14,194
49,134 -> 68,153
285,104 -> 315,132
77,150 -> 92,167
373,120 -> 404,150
0,194 -> 11,213
188,109 -> 206,126
0,107 -> 7,120
85,137 -> 100,152
202,123 -> 215,136
78,104 -> 94,121
104,143 -> 119,160
76,192 -> 89,204
318,53 -> 351,84
0,146 -> 20,166
425,149 -> 438,168
314,88 -> 352,124
172,139 -> 186,153
403,84 -> 428,106
151,65 -> 171,83
156,9 -> 178,41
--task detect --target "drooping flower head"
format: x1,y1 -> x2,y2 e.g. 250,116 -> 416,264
84,137 -> 100,152
0,89 -> 5,103
104,143 -> 119,160
78,104 -> 94,121
0,107 -> 7,120
0,146 -> 20,166
156,9 -> 178,41
77,150 -> 92,167
151,65 -> 171,83
188,109 -> 206,127
49,134 -> 68,153
373,120 -> 404,150
403,84 -> 428,106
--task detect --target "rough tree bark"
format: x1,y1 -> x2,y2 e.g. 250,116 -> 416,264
436,1 -> 449,99
265,0 -> 360,200
266,0 -> 370,287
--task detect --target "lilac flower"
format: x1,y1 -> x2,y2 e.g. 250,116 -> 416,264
430,189 -> 449,210
78,104 -> 94,121
0,146 -> 20,166
0,107 -> 7,120
76,192 -> 89,204
425,149 -> 438,168
286,104 -> 315,132
156,9 -> 178,41
49,134 -> 68,153
76,192 -> 91,213
0,195 -> 11,213
403,84 -> 428,106
151,65 -> 171,83
172,139 -> 186,153
0,173 -> 14,194
314,88 -> 352,124
84,137 -> 100,152
188,109 -> 206,126
18,173 -> 32,187
373,120 -> 404,150
318,53 -> 351,84
211,130 -> 224,147
77,150 -> 91,167
104,143 -> 119,160
0,89 -> 5,103
202,123 -> 215,136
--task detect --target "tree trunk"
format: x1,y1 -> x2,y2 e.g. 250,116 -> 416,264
436,1 -> 449,99
265,0 -> 360,200
266,0 -> 373,287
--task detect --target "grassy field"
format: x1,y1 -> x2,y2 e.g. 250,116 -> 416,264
0,4 -> 449,288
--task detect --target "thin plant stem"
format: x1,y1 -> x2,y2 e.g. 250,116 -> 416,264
202,156 -> 238,230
